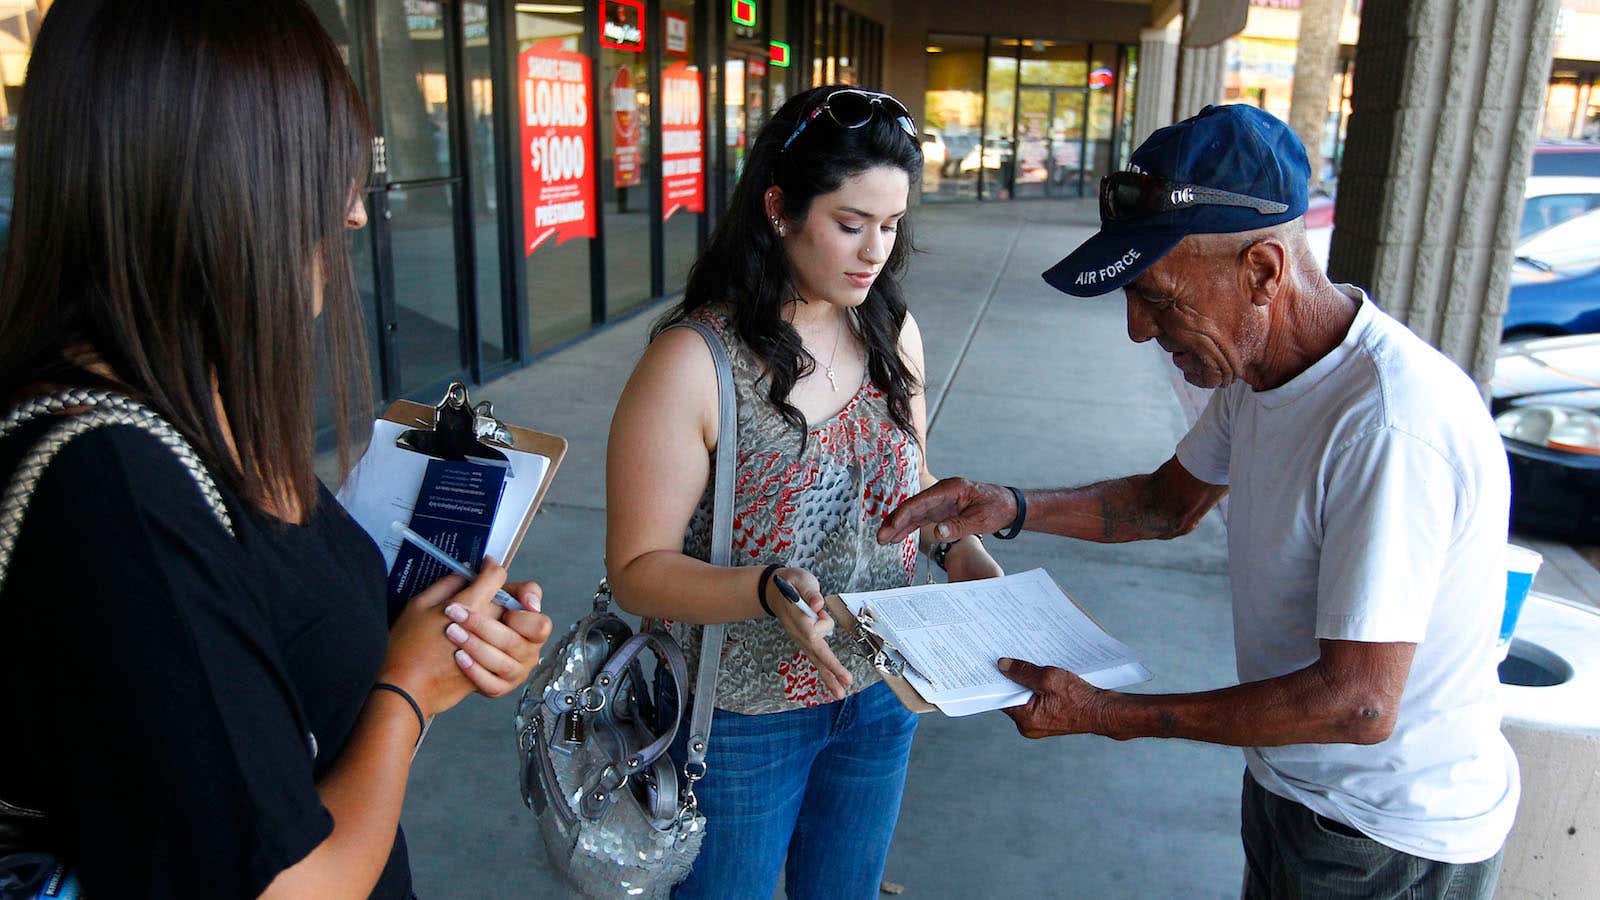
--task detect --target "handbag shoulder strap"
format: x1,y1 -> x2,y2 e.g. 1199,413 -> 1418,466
0,389 -> 236,824
669,319 -> 735,775
0,390 -> 236,590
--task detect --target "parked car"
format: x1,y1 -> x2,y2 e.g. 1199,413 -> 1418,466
1305,178 -> 1600,340
1531,139 -> 1600,178
1506,205 -> 1600,340
959,137 -> 1012,175
1517,175 -> 1600,238
940,133 -> 979,177
920,129 -> 947,173
1490,334 -> 1600,541
1306,175 -> 1600,273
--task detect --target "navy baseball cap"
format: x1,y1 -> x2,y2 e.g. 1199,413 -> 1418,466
1042,104 -> 1310,297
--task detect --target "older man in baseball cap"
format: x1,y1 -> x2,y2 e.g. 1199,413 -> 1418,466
880,105 -> 1518,898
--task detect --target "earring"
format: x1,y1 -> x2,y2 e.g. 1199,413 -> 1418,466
772,217 -> 785,236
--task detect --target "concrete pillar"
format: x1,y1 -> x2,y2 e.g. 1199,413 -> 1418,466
1133,27 -> 1181,146
1327,0 -> 1562,385
1288,0 -> 1345,190
1174,42 -> 1228,120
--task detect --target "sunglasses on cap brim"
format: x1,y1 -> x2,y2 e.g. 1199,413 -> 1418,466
1099,171 -> 1289,222
781,89 -> 917,153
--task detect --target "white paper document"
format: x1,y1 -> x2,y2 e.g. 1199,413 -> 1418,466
840,568 -> 1152,717
336,419 -> 550,572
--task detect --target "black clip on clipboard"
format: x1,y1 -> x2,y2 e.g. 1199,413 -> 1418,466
396,382 -> 512,464
373,382 -> 569,568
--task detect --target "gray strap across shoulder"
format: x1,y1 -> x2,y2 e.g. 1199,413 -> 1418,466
0,389 -> 234,588
0,388 -> 235,823
672,319 -> 735,773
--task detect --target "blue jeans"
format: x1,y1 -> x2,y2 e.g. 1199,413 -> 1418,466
655,678 -> 918,900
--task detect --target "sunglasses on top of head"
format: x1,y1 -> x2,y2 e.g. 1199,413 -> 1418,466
781,89 -> 917,153
1098,171 -> 1289,223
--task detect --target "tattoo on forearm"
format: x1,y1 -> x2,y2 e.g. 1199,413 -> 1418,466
1098,477 -> 1182,540
1155,708 -> 1178,738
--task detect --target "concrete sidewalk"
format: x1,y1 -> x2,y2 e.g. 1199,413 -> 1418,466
387,198 -> 1593,897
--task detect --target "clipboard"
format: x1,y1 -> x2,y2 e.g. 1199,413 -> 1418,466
377,382 -> 567,566
823,569 -> 1152,718
379,381 -> 569,563
824,595 -> 937,714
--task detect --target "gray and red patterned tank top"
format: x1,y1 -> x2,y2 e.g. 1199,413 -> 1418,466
673,310 -> 922,713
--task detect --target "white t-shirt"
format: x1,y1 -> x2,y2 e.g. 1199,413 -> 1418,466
1175,286 -> 1520,864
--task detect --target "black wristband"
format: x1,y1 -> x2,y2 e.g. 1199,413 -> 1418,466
756,563 -> 782,617
992,486 -> 1026,540
371,682 -> 426,745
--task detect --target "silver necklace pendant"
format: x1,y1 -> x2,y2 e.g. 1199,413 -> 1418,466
825,366 -> 839,391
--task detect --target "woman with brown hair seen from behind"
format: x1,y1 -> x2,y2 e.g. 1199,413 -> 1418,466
0,2 -> 550,897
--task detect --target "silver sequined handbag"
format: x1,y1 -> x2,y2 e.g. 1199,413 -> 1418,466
0,389 -> 235,889
515,320 -> 734,899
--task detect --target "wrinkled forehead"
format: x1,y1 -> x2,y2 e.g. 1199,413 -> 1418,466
1125,233 -> 1241,299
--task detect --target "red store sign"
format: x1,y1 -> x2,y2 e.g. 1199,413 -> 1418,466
519,39 -> 596,254
600,0 -> 646,52
660,61 -> 704,220
612,66 -> 642,189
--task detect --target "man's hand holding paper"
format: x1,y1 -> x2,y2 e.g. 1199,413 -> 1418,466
995,658 -> 1112,739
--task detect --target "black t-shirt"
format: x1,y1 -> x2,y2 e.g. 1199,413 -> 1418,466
0,418 -> 413,898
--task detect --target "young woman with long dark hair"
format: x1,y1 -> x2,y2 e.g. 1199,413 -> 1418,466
606,85 -> 1003,898
0,3 -> 550,897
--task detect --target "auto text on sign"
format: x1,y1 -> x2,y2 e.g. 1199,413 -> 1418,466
660,61 -> 704,220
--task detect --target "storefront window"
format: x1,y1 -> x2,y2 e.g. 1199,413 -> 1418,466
596,0 -> 651,320
462,1 -> 505,368
836,9 -> 857,86
983,42 -> 1018,200
661,0 -> 702,295
516,5 -> 590,352
1085,44 -> 1117,188
1544,80 -> 1583,139
768,0 -> 790,113
931,34 -> 1130,203
0,0 -> 55,253
724,2 -> 766,198
1225,36 -> 1294,122
1118,45 -> 1138,170
306,0 -> 382,416
922,34 -> 985,202
811,0 -> 827,87
1019,40 -> 1085,87
377,1 -> 466,393
1015,41 -> 1086,199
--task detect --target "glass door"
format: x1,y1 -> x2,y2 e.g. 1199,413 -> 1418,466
366,0 -> 480,398
1045,86 -> 1088,198
1012,86 -> 1052,197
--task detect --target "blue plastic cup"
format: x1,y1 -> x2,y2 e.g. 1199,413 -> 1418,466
1500,545 -> 1544,655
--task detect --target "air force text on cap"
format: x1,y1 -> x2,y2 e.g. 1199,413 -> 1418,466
1076,248 -> 1144,287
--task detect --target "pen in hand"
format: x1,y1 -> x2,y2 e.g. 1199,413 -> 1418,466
772,574 -> 821,622
389,521 -> 524,611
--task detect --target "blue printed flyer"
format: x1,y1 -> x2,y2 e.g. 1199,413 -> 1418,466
386,458 -> 507,611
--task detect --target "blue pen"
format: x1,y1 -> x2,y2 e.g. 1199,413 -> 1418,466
389,521 -> 524,611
